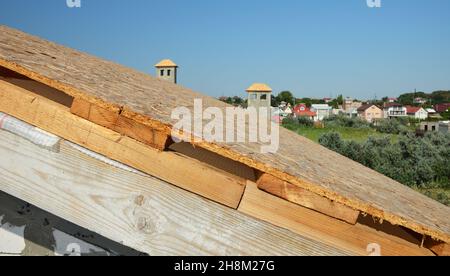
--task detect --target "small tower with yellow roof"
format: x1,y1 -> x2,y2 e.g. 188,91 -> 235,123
246,83 -> 272,109
155,59 -> 178,84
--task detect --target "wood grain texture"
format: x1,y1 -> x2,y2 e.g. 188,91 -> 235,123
239,181 -> 435,256
257,173 -> 360,224
0,25 -> 449,243
72,97 -> 171,150
425,240 -> 450,256
0,130 -> 351,256
0,79 -> 245,209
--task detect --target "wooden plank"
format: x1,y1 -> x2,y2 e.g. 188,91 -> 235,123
0,130 -> 351,256
71,97 -> 120,129
0,79 -> 245,209
114,115 -> 172,151
1,77 -> 74,107
1,26 -> 449,244
72,98 -> 171,150
257,173 -> 360,224
425,240 -> 450,256
70,97 -> 91,119
238,181 -> 435,256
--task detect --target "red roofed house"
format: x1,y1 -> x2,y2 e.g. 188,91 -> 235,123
406,106 -> 428,120
435,103 -> 450,113
293,104 -> 316,120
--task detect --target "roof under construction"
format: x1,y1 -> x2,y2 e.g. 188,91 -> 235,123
0,25 -> 449,256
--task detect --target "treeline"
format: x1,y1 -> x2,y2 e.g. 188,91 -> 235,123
219,96 -> 247,107
319,132 -> 450,206
397,90 -> 450,106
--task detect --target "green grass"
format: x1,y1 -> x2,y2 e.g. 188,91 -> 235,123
284,124 -> 396,143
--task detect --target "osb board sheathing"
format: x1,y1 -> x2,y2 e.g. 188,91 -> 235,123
0,25 -> 449,243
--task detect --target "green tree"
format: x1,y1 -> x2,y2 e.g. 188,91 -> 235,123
336,95 -> 344,106
442,108 -> 450,120
276,91 -> 295,106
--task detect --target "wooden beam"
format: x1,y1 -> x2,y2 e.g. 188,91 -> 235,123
114,115 -> 172,151
257,173 -> 360,224
71,97 -> 120,129
239,181 -> 434,256
0,130 -> 351,256
71,97 -> 171,150
70,97 -> 91,120
425,239 -> 450,256
0,79 -> 245,208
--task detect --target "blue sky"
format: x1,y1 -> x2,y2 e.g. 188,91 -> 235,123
1,0 -> 450,99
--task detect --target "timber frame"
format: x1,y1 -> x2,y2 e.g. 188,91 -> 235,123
0,25 -> 449,256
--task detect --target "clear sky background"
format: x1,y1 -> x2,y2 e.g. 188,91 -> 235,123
1,0 -> 449,99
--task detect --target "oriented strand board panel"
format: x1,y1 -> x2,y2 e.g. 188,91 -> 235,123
0,25 -> 449,243
0,130 -> 351,256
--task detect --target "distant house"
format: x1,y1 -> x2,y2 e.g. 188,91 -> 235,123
284,105 -> 293,116
293,104 -> 316,120
345,108 -> 359,118
387,98 -> 398,103
426,108 -> 437,115
343,97 -> 363,112
420,122 -> 440,133
413,97 -> 427,105
435,103 -> 450,113
357,104 -> 383,123
439,121 -> 450,134
274,103 -> 293,119
406,106 -> 428,120
311,104 -> 332,122
323,98 -> 333,104
426,108 -> 441,119
332,108 -> 344,116
383,103 -> 407,119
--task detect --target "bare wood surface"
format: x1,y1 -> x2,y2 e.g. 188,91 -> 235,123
0,79 -> 245,209
425,239 -> 450,256
0,25 -> 449,243
0,130 -> 351,256
257,173 -> 360,224
72,97 -> 171,150
239,181 -> 435,256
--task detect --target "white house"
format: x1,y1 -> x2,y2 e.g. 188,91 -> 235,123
413,97 -> 427,105
406,106 -> 428,120
383,103 -> 407,119
311,104 -> 332,121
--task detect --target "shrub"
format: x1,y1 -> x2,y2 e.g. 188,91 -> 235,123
375,119 -> 409,134
318,131 -> 450,204
282,116 -> 314,127
324,115 -> 371,129
297,116 -> 314,127
318,132 -> 344,153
